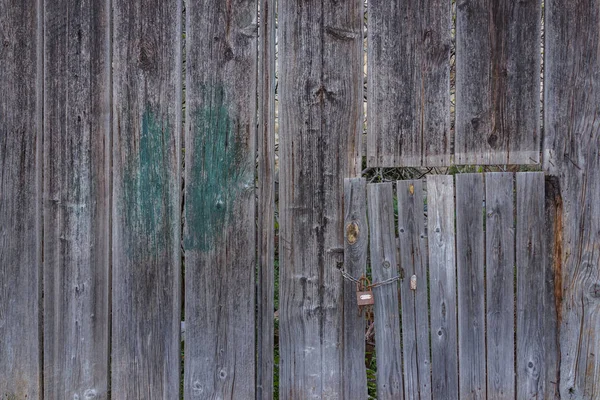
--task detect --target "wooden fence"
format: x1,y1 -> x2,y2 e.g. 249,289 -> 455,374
0,0 -> 599,399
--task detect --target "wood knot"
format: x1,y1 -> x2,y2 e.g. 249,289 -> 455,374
590,283 -> 600,299
138,39 -> 156,72
346,222 -> 359,244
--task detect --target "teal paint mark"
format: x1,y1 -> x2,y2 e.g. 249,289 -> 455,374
123,106 -> 172,250
185,87 -> 252,252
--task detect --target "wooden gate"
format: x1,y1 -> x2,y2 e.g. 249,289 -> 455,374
344,173 -> 559,399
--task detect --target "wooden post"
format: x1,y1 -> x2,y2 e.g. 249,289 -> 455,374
278,0 -> 362,397
183,0 -> 258,398
111,0 -> 182,397
0,0 -> 42,397
544,1 -> 600,397
43,0 -> 110,398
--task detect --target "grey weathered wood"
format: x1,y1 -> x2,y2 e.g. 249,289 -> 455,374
257,0 -> 276,398
427,175 -> 459,400
455,0 -> 541,164
278,0 -> 362,397
343,178 -> 368,400
516,172 -> 558,398
456,173 -> 486,399
397,180 -> 432,399
183,1 -> 257,398
544,1 -> 600,397
0,0 -> 42,397
111,0 -> 182,397
367,183 -> 404,400
367,0 -> 451,167
484,172 -> 515,400
43,0 -> 110,398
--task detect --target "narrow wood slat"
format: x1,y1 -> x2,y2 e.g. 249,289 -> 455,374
278,0 -> 362,397
516,172 -> 556,398
111,0 -> 182,397
183,1 -> 258,398
367,183 -> 404,400
544,1 -> 600,396
0,0 -> 42,397
343,178 -> 368,400
456,173 -> 486,398
43,0 -> 110,398
485,173 -> 515,400
367,0 -> 451,167
397,180 -> 432,399
455,0 -> 541,164
257,0 -> 276,398
427,175 -> 459,400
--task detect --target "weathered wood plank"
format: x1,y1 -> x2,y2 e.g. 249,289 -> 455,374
111,0 -> 182,397
183,1 -> 257,398
516,172 -> 558,398
397,180 -> 432,399
484,172 -> 515,400
543,176 -> 561,400
367,0 -> 451,167
343,178 -> 368,400
367,183 -> 404,400
455,0 -> 541,164
278,0 -> 362,397
427,175 -> 459,400
456,173 -> 486,399
257,0 -> 276,398
0,0 -> 42,397
544,1 -> 600,397
43,0 -> 110,398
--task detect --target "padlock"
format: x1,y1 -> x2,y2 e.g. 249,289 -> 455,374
356,276 -> 375,307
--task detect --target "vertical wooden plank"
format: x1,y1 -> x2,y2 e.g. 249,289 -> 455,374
342,178 -> 368,400
397,180 -> 432,399
544,1 -> 600,397
367,183 -> 404,400
485,173 -> 515,400
367,0 -> 451,167
427,175 -> 459,400
456,173 -> 486,399
183,0 -> 257,398
0,0 -> 42,397
43,0 -> 110,397
257,0 -> 276,398
111,0 -> 182,397
278,0 -> 362,397
455,0 -> 541,164
516,172 -> 557,398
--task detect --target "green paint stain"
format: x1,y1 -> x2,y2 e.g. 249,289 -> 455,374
123,106 -> 171,250
185,87 -> 251,251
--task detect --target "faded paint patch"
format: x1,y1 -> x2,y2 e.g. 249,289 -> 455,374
185,87 -> 251,252
123,106 -> 171,250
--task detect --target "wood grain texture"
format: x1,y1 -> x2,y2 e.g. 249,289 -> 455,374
367,0 -> 451,167
544,1 -> 600,397
397,180 -> 432,399
257,0 -> 276,398
484,173 -> 515,400
516,172 -> 559,399
111,0 -> 182,397
456,173 -> 486,399
183,1 -> 257,398
0,0 -> 42,397
343,178 -> 368,400
427,175 -> 459,400
367,183 -> 404,400
43,0 -> 110,398
278,0 -> 362,397
455,0 -> 541,164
